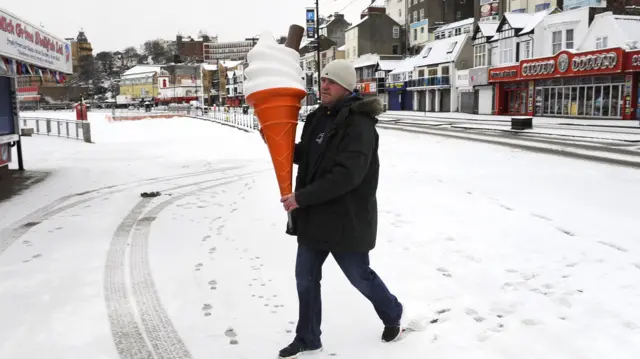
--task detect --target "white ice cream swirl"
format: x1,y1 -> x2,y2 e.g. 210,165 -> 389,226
243,31 -> 305,96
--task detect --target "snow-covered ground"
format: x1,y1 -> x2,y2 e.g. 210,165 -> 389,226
1,112 -> 639,359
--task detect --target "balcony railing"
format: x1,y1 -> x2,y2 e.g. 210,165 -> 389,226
407,76 -> 451,88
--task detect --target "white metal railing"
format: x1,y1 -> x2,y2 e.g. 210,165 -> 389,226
192,109 -> 259,132
19,117 -> 92,143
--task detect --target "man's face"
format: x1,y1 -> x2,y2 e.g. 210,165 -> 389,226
320,77 -> 350,106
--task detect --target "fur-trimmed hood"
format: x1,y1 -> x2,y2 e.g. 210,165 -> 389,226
348,97 -> 383,119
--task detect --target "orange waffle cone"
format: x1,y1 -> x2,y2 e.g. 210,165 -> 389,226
246,87 -> 307,197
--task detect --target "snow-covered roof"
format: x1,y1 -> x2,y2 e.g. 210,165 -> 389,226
121,72 -> 157,80
478,22 -> 499,38
377,60 -> 401,71
414,34 -> 468,67
319,18 -> 334,29
338,45 -> 346,51
346,16 -> 369,31
520,8 -> 555,34
221,60 -> 243,69
352,53 -> 380,68
389,56 -> 418,75
613,15 -> 640,42
122,65 -> 162,76
202,63 -> 219,71
299,38 -> 311,50
435,18 -> 474,32
503,12 -> 534,29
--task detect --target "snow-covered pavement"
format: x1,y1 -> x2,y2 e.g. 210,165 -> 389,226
1,113 -> 639,359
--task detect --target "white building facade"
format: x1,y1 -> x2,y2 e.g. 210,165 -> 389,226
407,34 -> 472,112
488,10 -> 640,120
385,0 -> 406,26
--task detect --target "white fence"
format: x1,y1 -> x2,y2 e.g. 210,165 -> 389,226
19,117 -> 91,142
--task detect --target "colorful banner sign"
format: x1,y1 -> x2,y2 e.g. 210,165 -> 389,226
0,8 -> 72,73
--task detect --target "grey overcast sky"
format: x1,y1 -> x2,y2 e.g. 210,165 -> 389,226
4,0 -> 375,53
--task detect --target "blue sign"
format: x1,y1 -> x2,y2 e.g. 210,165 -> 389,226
306,8 -> 316,39
410,19 -> 429,29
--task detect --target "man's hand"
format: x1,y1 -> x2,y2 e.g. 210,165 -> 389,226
280,193 -> 299,212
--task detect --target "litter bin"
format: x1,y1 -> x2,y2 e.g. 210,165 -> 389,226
511,117 -> 532,130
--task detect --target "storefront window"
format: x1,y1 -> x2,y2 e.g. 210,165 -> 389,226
611,86 -> 620,117
537,76 -> 622,118
576,88 -> 584,115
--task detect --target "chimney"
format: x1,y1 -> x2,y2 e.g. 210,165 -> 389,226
362,6 -> 385,19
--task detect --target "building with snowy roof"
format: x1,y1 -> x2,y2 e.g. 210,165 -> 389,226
386,55 -> 420,110
319,13 -> 351,48
434,18 -> 475,40
406,33 -> 472,112
344,6 -> 404,61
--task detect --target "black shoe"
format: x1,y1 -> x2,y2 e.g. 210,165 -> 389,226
382,325 -> 402,342
278,339 -> 323,358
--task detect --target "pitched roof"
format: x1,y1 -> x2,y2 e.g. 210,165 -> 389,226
520,8 -> 557,34
122,65 -> 162,77
472,22 -> 499,41
613,15 -> 640,43
352,53 -> 380,68
435,17 -> 474,32
414,34 -> 468,67
377,60 -> 402,71
503,12 -> 535,29
388,56 -> 419,75
346,16 -> 369,31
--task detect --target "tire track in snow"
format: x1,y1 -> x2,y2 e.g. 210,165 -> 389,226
106,199 -> 155,359
106,168 -> 267,358
0,166 -> 244,256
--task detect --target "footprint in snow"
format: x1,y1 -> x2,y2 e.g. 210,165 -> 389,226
476,323 -> 505,342
225,327 -> 237,338
464,308 -> 486,323
531,213 -> 552,221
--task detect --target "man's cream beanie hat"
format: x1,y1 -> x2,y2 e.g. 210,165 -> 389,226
320,59 -> 357,92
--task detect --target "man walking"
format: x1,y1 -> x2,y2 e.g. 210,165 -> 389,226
277,59 -> 404,358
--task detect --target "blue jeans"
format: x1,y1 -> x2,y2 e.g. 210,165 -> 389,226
294,244 -> 403,348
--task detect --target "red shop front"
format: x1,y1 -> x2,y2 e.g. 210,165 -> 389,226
489,48 -> 638,119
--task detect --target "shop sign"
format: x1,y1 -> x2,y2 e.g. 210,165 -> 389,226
521,60 -> 555,76
570,52 -> 618,72
520,49 -> 622,79
469,66 -> 489,86
358,82 -> 376,94
623,50 -> 640,70
489,66 -> 519,82
457,70 -> 470,88
386,82 -> 406,90
0,9 -> 72,73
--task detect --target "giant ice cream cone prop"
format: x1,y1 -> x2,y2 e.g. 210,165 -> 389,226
244,27 -> 307,198
247,87 -> 306,197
